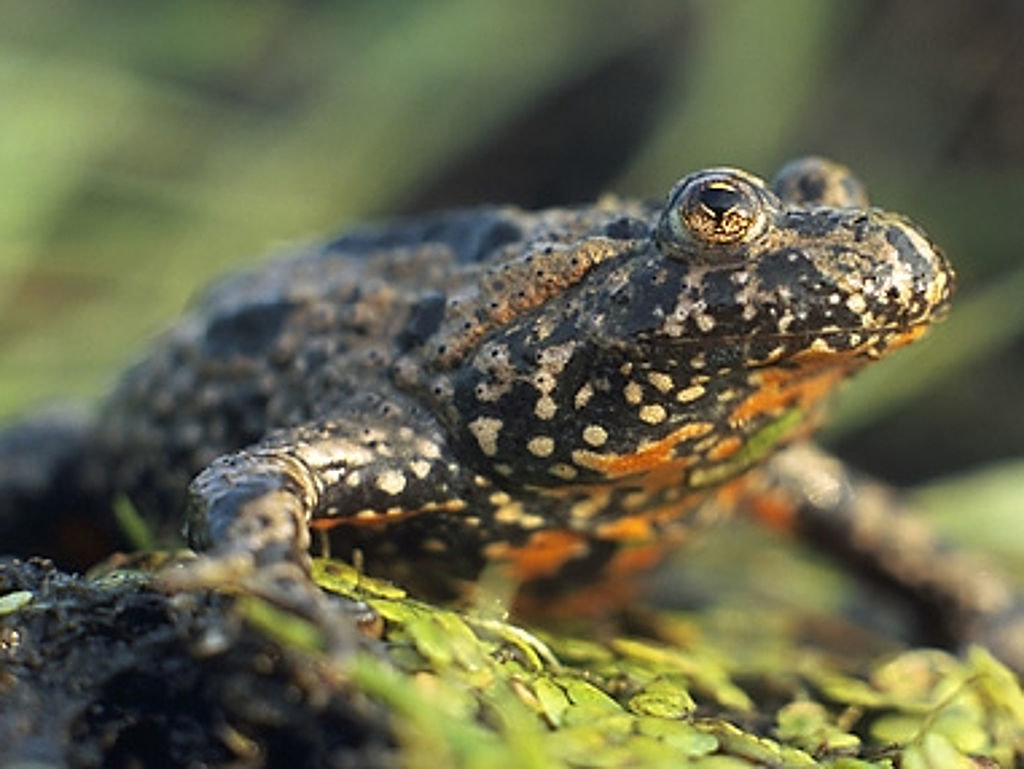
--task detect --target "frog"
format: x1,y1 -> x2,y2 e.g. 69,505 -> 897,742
2,157 -> 1022,668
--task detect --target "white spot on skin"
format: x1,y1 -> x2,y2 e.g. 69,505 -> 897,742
676,384 -> 706,403
417,440 -> 442,459
569,496 -> 604,520
489,491 -> 512,506
409,460 -> 431,479
321,468 -> 344,485
694,435 -> 719,453
376,469 -> 407,496
346,471 -> 362,487
495,502 -> 526,524
519,514 -> 546,529
475,381 -> 512,402
480,343 -> 510,367
297,441 -> 373,469
695,313 -> 716,333
527,435 -> 555,457
536,341 -> 576,372
623,381 -> 644,405
534,395 -> 557,420
646,372 -> 674,393
639,404 -> 667,425
574,382 -> 594,409
548,463 -> 578,480
423,498 -> 466,512
663,315 -> 686,338
532,371 -> 556,394
846,293 -> 867,314
468,417 -> 503,457
582,424 -> 608,447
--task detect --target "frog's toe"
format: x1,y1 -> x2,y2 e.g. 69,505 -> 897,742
965,600 -> 1024,676
162,553 -> 372,654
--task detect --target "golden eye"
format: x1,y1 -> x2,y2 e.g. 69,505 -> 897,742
656,170 -> 774,258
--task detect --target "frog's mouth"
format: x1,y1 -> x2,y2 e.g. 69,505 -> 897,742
622,312 -> 944,373
711,317 -> 940,361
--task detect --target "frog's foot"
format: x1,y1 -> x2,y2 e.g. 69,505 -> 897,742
162,553 -> 377,655
177,445 -> 374,651
961,597 -> 1024,675
747,443 -> 1024,675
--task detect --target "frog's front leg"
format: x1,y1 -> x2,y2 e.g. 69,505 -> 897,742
186,449 -> 319,569
744,443 -> 1024,672
177,411 -> 470,638
184,412 -> 466,572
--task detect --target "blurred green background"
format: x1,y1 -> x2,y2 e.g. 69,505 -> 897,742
1,1 -> 1022,567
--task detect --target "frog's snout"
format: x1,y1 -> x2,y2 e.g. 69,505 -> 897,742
881,217 -> 956,325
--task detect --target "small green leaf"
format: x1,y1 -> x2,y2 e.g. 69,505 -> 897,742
901,732 -> 974,769
236,595 -> 325,653
533,677 -> 570,727
636,718 -> 718,757
627,676 -> 696,718
113,494 -> 156,551
0,590 -> 32,615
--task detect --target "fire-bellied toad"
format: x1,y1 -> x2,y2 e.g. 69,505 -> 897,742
4,157 -> 1023,667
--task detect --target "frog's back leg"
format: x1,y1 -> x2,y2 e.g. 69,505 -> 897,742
742,443 -> 1024,672
0,408 -> 124,565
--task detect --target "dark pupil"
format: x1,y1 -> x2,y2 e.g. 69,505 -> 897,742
697,185 -> 742,219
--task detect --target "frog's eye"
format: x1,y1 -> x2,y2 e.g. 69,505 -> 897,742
771,156 -> 869,208
656,170 -> 773,258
